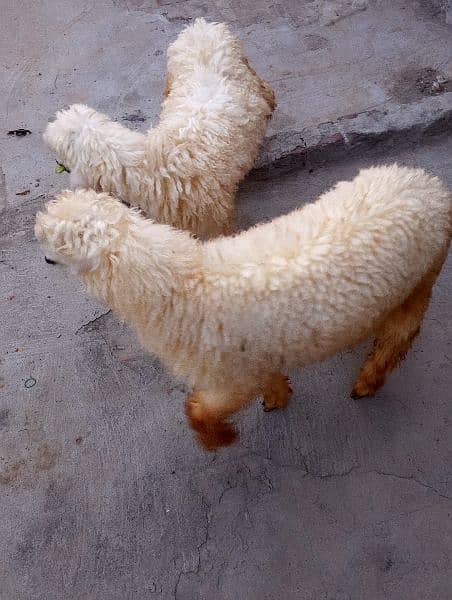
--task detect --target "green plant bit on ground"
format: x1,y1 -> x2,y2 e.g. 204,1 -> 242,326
55,160 -> 70,174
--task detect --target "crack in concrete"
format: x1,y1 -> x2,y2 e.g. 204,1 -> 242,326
74,310 -> 123,385
243,450 -> 451,499
368,469 -> 451,501
75,309 -> 112,335
173,465 -> 276,597
373,502 -> 440,529
173,495 -> 211,599
304,464 -> 361,479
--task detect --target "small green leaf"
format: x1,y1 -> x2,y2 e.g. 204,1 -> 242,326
55,160 -> 70,174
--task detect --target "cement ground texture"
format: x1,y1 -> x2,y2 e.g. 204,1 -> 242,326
1,2 -> 451,599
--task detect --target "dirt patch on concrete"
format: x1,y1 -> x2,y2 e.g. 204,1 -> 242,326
0,443 -> 59,488
391,67 -> 450,104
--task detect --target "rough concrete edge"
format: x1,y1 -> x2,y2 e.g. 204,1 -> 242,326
431,0 -> 452,23
253,93 -> 452,177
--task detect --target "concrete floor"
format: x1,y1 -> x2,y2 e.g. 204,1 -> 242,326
1,1 -> 452,599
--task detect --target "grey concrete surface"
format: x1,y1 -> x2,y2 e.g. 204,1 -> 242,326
1,1 -> 452,599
